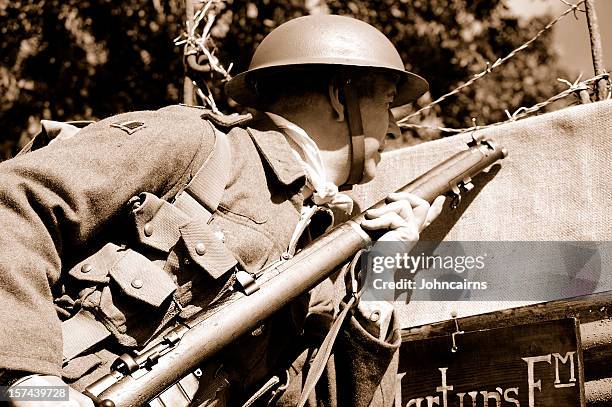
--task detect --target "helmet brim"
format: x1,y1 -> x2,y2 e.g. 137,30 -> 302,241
225,64 -> 429,109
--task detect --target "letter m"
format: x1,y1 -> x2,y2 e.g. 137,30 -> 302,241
552,352 -> 577,388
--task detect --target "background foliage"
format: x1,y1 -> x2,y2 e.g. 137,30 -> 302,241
1,0 -> 575,159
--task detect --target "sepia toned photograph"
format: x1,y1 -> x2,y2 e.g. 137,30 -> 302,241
1,0 -> 611,406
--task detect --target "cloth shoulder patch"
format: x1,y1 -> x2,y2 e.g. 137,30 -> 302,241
110,120 -> 146,134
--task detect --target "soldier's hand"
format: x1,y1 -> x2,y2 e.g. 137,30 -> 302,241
361,192 -> 445,248
355,193 -> 445,340
7,374 -> 94,407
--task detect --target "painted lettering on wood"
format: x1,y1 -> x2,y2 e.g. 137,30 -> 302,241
397,318 -> 585,407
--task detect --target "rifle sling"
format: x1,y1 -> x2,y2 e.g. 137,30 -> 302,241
297,252 -> 363,407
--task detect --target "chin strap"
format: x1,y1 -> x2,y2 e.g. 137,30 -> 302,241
342,77 -> 366,186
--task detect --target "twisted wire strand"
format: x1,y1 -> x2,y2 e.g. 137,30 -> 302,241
399,73 -> 610,134
397,0 -> 587,125
174,0 -> 233,112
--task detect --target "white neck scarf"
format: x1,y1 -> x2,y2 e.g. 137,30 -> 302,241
265,112 -> 353,215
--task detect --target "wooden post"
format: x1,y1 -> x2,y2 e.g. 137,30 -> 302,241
579,89 -> 592,104
584,0 -> 608,101
183,0 -> 195,105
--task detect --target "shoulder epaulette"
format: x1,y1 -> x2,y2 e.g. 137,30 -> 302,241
180,104 -> 253,130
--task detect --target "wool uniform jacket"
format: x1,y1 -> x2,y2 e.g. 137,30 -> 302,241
0,105 -> 400,406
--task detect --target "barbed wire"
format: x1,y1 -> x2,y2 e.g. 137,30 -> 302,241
173,0 -> 233,112
175,0 -> 602,119
399,73 -> 609,134
559,0 -> 587,18
396,0 -> 587,126
175,0 -> 233,79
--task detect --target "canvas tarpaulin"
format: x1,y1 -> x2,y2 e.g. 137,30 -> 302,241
349,100 -> 612,327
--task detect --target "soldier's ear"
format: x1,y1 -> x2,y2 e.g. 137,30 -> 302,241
328,77 -> 345,122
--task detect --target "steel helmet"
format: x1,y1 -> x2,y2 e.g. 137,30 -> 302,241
225,14 -> 429,107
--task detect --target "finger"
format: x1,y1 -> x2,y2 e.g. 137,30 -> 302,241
378,225 -> 419,243
366,200 -> 415,223
361,211 -> 409,231
388,192 -> 429,208
422,195 -> 446,229
389,192 -> 430,223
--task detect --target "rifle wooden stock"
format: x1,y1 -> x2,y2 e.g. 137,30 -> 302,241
85,138 -> 507,407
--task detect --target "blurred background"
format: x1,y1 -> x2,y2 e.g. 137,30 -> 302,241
1,0 -> 610,160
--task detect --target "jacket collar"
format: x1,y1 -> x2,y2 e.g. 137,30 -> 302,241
247,116 -> 306,187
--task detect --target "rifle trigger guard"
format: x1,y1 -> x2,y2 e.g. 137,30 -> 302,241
449,184 -> 462,209
235,270 -> 260,295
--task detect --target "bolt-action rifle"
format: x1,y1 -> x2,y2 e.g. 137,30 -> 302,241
84,138 -> 507,407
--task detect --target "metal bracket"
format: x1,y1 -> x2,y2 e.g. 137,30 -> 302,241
235,270 -> 260,295
461,176 -> 474,192
450,312 -> 465,353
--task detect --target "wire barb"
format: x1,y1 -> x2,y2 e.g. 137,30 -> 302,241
397,0 -> 587,126
559,0 -> 587,19
400,73 -> 609,134
176,0 -> 233,110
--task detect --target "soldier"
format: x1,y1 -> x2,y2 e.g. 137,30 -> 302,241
0,15 -> 444,407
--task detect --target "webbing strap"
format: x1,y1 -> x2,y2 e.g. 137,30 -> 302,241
343,79 -> 365,185
241,375 -> 281,407
174,192 -> 213,224
62,310 -> 111,362
286,205 -> 318,258
296,254 -> 363,407
297,296 -> 356,407
174,124 -> 232,223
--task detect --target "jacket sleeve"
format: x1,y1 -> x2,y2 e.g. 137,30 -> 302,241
334,311 -> 401,407
279,295 -> 400,407
0,105 -> 216,376
329,255 -> 401,407
280,263 -> 400,407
